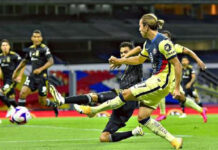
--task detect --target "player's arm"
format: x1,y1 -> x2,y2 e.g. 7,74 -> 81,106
175,44 -> 206,70
159,40 -> 182,99
110,46 -> 142,69
125,46 -> 142,58
13,53 -> 24,83
109,49 -> 148,66
33,57 -> 54,75
183,47 -> 206,70
186,72 -> 196,89
12,59 -> 27,80
169,57 -> 182,97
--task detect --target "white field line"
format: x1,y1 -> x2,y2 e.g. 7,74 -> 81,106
21,125 -> 193,137
20,125 -> 102,131
0,134 -> 192,143
0,138 -> 98,143
0,125 -> 192,143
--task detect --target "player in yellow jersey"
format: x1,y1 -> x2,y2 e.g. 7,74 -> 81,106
116,30 -> 207,123
74,13 -> 183,149
156,30 -> 207,122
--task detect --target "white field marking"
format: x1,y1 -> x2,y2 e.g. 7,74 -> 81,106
175,134 -> 193,137
21,125 -> 102,131
0,138 -> 98,143
6,125 -> 193,138
0,134 -> 192,143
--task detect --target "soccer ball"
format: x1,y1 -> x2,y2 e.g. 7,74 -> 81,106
10,106 -> 31,125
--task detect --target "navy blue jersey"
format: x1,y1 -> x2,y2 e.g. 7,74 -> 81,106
0,51 -> 21,82
25,43 -> 52,77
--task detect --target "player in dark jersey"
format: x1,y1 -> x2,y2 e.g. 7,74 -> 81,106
74,13 -> 184,149
180,56 -> 202,117
0,39 -> 22,117
12,30 -> 58,116
49,42 -> 144,142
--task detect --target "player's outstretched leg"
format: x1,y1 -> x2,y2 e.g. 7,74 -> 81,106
181,96 -> 207,122
6,105 -> 15,118
0,92 -> 15,118
45,98 -> 59,117
74,94 -> 125,117
49,84 -> 93,105
100,126 -> 144,142
138,107 -> 183,150
156,98 -> 167,121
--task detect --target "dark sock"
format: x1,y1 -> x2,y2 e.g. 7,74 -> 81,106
18,98 -> 26,106
198,102 -> 203,107
9,99 -> 18,107
46,99 -> 59,117
180,102 -> 185,113
111,131 -> 133,142
0,95 -> 11,107
46,99 -> 57,107
65,95 -> 91,104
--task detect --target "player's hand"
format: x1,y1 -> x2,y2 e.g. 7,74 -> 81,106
198,61 -> 207,71
173,88 -> 181,99
185,83 -> 191,89
14,76 -> 22,83
33,68 -> 42,75
110,64 -> 121,70
109,56 -> 122,65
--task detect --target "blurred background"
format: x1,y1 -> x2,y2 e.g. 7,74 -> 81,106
0,0 -> 218,111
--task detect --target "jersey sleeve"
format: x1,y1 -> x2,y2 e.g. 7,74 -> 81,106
13,52 -> 22,66
15,52 -> 21,62
140,41 -> 149,58
190,67 -> 195,74
159,40 -> 177,60
24,52 -> 30,61
175,44 -> 184,54
43,46 -> 52,59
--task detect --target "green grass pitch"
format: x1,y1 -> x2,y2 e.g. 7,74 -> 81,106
0,115 -> 218,150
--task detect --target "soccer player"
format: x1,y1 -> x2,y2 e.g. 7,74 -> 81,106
73,13 -> 183,149
12,30 -> 58,117
49,41 -> 144,142
110,30 -> 207,123
0,39 -> 23,117
179,56 -> 202,117
155,30 -> 207,122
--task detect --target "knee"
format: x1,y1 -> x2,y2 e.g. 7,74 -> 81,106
89,93 -> 98,103
178,93 -> 186,102
121,89 -> 130,98
138,117 -> 150,125
138,114 -> 147,121
99,132 -> 110,142
20,90 -> 27,98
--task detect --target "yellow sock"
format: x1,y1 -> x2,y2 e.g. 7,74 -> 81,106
185,97 -> 203,113
144,118 -> 175,142
91,96 -> 125,114
159,98 -> 166,115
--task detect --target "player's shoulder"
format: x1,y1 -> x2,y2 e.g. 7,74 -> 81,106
40,43 -> 49,49
9,51 -> 18,55
175,43 -> 181,48
158,38 -> 174,52
187,65 -> 193,69
29,45 -> 35,49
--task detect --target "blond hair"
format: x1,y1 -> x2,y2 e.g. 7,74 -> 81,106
141,13 -> 164,30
